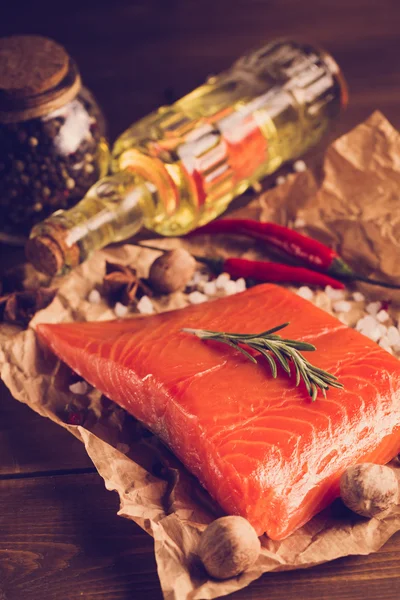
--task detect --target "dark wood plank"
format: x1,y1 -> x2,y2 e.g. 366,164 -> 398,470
0,473 -> 162,600
0,473 -> 400,600
0,382 -> 93,474
1,0 -> 400,141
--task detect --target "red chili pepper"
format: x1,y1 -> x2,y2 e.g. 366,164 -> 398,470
189,219 -> 340,270
222,257 -> 345,289
189,219 -> 400,290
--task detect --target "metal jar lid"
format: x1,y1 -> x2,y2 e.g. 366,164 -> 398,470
0,35 -> 82,123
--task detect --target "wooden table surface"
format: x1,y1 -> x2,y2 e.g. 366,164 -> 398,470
2,1 -> 400,598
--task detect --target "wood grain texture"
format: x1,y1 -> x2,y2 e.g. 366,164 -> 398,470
1,474 -> 400,600
1,0 -> 400,598
0,474 -> 162,600
0,383 -> 93,475
1,0 -> 399,141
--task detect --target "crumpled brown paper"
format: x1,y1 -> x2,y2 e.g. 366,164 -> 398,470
2,112 -> 400,600
260,110 -> 400,300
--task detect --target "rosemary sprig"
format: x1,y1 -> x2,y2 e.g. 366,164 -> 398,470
182,322 -> 343,401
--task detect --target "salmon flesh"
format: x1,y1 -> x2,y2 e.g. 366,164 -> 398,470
36,284 -> 400,539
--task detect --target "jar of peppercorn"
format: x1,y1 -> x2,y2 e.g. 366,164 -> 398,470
0,35 -> 109,243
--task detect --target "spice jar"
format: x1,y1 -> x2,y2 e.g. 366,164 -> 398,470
0,35 -> 109,243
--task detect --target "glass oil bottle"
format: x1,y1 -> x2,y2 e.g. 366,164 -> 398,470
27,39 -> 347,276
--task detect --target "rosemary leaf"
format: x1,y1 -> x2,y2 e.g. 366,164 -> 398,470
255,346 -> 278,378
182,322 -> 343,401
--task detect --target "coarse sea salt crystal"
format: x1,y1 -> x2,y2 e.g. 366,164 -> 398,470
114,302 -> 129,318
332,300 -> 352,313
356,315 -> 377,332
69,381 -> 88,395
366,301 -> 381,316
215,272 -> 230,290
88,289 -> 101,304
365,326 -> 382,343
387,326 -> 400,346
235,278 -> 247,293
137,296 -> 154,314
276,175 -> 286,186
224,280 -> 238,296
379,337 -> 394,354
378,324 -> 388,337
376,309 -> 390,323
356,315 -> 384,343
352,291 -> 365,302
293,159 -> 307,173
297,286 -> 314,301
188,291 -> 208,305
325,285 -> 345,301
294,217 -> 306,229
188,271 -> 208,287
203,280 -> 217,296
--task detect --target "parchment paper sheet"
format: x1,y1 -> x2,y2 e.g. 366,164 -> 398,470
260,111 -> 400,300
1,112 -> 400,600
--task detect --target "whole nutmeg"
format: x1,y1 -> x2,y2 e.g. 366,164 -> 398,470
340,463 -> 399,517
198,516 -> 261,580
148,248 -> 196,294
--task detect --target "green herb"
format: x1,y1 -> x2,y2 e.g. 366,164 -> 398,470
182,323 -> 343,401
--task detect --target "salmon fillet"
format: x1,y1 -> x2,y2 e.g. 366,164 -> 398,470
36,284 -> 400,540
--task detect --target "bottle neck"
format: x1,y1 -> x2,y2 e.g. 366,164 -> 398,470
26,171 -> 151,276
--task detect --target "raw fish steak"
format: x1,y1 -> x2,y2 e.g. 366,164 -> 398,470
36,284 -> 400,540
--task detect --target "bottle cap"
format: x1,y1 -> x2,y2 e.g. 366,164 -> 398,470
26,223 -> 81,277
0,35 -> 81,123
25,235 -> 65,277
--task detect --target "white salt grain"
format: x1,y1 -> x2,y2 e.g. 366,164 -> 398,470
332,300 -> 352,313
294,217 -> 306,229
376,309 -> 390,323
377,324 -> 388,337
235,278 -> 247,293
69,381 -> 88,395
387,326 -> 400,346
325,285 -> 345,300
379,337 -> 394,354
356,315 -> 377,332
365,326 -> 382,343
215,272 -> 230,290
192,272 -> 203,284
276,175 -> 286,186
293,160 -> 307,173
366,301 -> 381,316
297,286 -> 314,301
88,289 -> 101,304
203,281 -> 217,296
114,302 -> 129,318
188,291 -> 208,305
224,280 -> 238,296
352,291 -> 365,302
137,296 -> 154,314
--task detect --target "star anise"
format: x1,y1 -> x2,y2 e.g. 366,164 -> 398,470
0,287 -> 57,327
102,262 -> 153,306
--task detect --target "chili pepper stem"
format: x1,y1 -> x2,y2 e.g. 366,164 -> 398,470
328,257 -> 400,289
340,274 -> 400,290
328,256 -> 355,278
